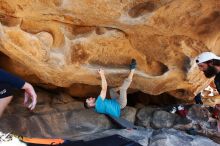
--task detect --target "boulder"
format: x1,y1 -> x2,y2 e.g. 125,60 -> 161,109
151,110 -> 176,129
0,0 -> 219,99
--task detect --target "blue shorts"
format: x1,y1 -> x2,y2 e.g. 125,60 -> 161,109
0,83 -> 13,99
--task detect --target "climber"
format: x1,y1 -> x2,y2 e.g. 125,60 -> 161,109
84,59 -> 136,117
0,69 -> 37,117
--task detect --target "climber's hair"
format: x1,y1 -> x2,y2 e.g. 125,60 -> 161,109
84,100 -> 89,109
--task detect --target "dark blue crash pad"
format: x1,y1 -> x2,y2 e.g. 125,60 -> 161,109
26,134 -> 142,146
85,134 -> 142,146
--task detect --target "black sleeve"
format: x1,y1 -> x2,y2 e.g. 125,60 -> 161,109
0,69 -> 25,89
214,75 -> 220,94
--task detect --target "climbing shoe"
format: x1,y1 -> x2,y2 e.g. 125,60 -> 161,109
130,59 -> 137,70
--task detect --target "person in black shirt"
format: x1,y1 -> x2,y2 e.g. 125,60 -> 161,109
196,52 -> 220,132
0,69 -> 37,117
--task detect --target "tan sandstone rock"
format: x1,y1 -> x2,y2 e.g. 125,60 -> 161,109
0,0 -> 219,99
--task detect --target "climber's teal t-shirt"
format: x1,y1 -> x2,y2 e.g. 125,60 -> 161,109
95,96 -> 121,118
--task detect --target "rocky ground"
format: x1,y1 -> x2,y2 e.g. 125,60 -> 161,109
73,129 -> 219,146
